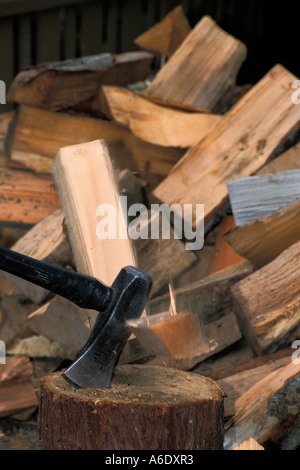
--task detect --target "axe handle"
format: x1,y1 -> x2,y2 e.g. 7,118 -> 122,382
0,246 -> 113,311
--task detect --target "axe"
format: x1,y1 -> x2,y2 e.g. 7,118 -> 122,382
0,245 -> 152,388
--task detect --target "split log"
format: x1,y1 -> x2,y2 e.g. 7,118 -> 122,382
127,286 -> 210,370
0,355 -> 38,418
256,141 -> 300,176
53,140 -> 196,303
0,167 -> 60,224
224,361 -> 300,450
149,260 -> 255,318
227,169 -> 300,226
134,5 -> 191,57
208,216 -> 245,275
153,65 -> 300,229
233,437 -> 264,450
0,110 -> 14,157
52,140 -> 137,326
39,365 -> 225,450
1,209 -> 72,303
144,15 -> 247,110
0,295 -> 36,348
231,240 -> 300,355
7,335 -> 68,359
224,198 -> 300,267
7,104 -> 183,179
134,211 -> 197,298
146,261 -> 256,365
209,348 -> 292,418
100,85 -> 221,148
7,51 -> 154,111
28,296 -> 90,360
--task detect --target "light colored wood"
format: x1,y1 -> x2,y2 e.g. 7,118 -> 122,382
227,169 -> 300,227
231,241 -> 300,355
7,51 -> 154,111
224,198 -> 300,267
0,166 -> 60,224
134,5 -> 191,57
256,141 -> 300,175
130,309 -> 240,371
153,65 -> 300,229
225,361 -> 300,450
9,105 -> 183,179
0,355 -> 38,419
233,437 -> 264,450
52,140 -> 137,305
2,209 -> 72,303
144,15 -> 247,110
101,85 -> 221,148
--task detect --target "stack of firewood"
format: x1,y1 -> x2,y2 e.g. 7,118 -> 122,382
0,6 -> 300,450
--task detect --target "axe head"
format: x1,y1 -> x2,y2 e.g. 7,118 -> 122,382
62,266 -> 152,389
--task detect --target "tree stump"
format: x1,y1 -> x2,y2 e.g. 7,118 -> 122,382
39,364 -> 224,450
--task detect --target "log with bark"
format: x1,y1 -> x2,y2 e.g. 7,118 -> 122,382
7,51 -> 154,111
39,365 -> 225,450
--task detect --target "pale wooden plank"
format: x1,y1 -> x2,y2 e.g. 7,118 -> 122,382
227,169 -> 300,226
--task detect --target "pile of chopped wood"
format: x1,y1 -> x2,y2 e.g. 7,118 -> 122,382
0,6 -> 299,450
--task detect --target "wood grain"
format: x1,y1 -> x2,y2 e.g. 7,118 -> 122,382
153,65 -> 300,229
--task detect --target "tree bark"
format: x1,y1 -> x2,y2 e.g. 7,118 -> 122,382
39,365 -> 224,450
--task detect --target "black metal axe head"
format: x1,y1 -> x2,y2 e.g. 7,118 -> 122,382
62,266 -> 152,388
0,246 -> 152,389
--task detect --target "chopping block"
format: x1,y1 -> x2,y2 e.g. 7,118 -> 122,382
39,364 -> 225,450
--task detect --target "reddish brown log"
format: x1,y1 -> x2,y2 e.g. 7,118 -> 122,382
39,365 -> 224,450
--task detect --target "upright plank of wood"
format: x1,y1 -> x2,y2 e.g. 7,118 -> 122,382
144,15 -> 247,110
52,140 -> 137,325
39,365 -> 225,450
100,85 -> 221,148
134,5 -> 191,57
224,361 -> 300,449
231,241 -> 300,355
153,65 -> 300,228
224,198 -> 300,267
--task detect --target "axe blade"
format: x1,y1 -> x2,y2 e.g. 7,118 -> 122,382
62,266 -> 152,388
